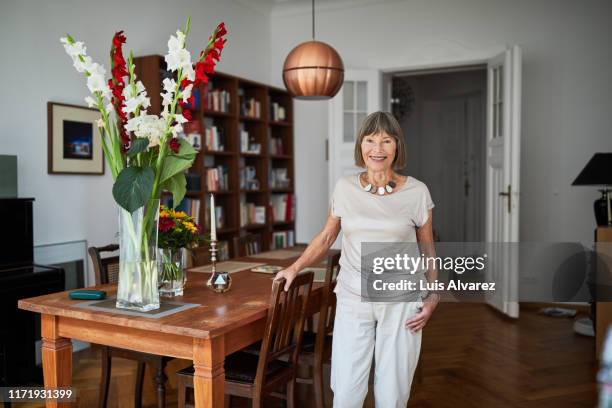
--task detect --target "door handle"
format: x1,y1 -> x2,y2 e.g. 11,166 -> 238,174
499,184 -> 511,213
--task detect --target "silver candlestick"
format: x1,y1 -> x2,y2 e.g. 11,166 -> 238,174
206,239 -> 231,292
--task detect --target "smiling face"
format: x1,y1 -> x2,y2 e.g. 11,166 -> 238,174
354,111 -> 407,171
361,132 -> 397,171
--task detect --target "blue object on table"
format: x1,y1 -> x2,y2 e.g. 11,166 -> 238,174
69,289 -> 107,300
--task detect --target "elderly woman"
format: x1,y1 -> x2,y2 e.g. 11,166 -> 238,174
275,111 -> 440,407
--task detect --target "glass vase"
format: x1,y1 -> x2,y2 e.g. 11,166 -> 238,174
116,199 -> 160,312
158,248 -> 186,297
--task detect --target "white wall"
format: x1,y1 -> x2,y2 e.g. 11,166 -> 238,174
293,100 -> 329,242
271,0 -> 612,244
0,0 -> 270,251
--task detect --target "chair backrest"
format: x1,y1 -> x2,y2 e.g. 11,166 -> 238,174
186,246 -> 212,268
255,270 -> 314,386
316,251 -> 341,339
88,244 -> 119,285
233,233 -> 262,257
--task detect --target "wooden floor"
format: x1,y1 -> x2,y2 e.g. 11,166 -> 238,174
17,303 -> 597,407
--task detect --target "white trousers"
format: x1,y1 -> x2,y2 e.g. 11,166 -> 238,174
330,296 -> 423,408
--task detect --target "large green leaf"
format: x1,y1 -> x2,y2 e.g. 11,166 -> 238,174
160,139 -> 197,183
112,166 -> 155,212
127,138 -> 150,158
174,138 -> 197,160
161,172 -> 187,208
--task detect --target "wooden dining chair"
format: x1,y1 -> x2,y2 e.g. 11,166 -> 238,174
88,245 -> 173,408
233,233 -> 262,258
185,246 -> 211,268
295,251 -> 340,408
176,270 -> 315,408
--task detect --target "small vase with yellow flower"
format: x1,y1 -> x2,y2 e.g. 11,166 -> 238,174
157,205 -> 204,297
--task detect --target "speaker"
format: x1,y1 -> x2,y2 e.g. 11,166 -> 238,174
0,155 -> 17,198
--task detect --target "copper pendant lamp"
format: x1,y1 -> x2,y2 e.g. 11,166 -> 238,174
282,0 -> 344,100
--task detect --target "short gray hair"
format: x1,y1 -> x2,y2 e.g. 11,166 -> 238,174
354,111 -> 406,169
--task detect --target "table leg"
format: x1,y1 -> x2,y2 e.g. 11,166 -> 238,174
41,315 -> 72,408
192,337 -> 225,408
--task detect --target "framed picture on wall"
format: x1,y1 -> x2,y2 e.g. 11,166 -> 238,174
47,102 -> 104,175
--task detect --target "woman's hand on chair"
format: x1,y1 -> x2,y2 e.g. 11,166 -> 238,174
274,267 -> 298,291
405,293 -> 440,332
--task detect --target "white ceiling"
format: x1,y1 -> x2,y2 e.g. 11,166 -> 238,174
233,0 -> 395,16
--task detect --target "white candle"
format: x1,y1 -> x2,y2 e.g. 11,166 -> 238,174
210,193 -> 216,241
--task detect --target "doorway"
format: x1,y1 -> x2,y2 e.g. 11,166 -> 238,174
386,67 -> 487,242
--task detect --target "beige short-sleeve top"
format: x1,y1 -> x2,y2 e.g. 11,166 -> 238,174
330,173 -> 435,300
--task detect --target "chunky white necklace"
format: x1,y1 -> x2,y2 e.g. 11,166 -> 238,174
361,173 -> 397,195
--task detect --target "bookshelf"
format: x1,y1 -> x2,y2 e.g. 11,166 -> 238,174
135,55 -> 296,259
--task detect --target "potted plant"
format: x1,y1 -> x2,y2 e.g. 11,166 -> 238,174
60,18 -> 227,310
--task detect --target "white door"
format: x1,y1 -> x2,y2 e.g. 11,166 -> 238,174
485,46 -> 522,318
328,70 -> 381,248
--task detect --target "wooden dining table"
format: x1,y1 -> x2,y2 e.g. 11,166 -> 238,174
17,248 -> 326,408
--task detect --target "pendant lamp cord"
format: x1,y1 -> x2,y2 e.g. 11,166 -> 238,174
312,0 -> 315,40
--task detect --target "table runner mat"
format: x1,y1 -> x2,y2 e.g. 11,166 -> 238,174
248,249 -> 304,260
189,261 -> 265,274
74,297 -> 200,318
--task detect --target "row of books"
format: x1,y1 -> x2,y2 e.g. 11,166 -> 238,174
204,126 -> 226,151
269,168 -> 290,189
188,132 -> 286,156
161,196 -> 201,225
206,165 -> 230,191
240,97 -> 261,118
206,87 -> 231,113
159,196 -> 294,234
240,166 -> 259,190
239,129 -> 250,152
197,82 -> 290,121
204,205 -> 225,229
240,203 -> 266,226
270,102 -> 287,122
271,230 -> 295,249
240,129 -> 262,154
270,193 -> 295,223
269,137 -> 286,155
185,118 -> 291,155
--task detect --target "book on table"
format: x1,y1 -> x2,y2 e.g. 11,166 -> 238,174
251,265 -> 284,274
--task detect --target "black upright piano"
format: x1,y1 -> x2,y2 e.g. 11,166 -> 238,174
0,198 -> 64,386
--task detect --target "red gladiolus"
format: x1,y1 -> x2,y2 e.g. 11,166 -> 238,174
182,109 -> 193,122
186,92 -> 195,107
201,54 -> 216,75
180,78 -> 191,89
193,22 -> 227,88
194,62 -> 207,85
208,48 -> 220,62
159,217 -> 175,233
216,22 -> 227,37
109,30 -> 129,150
113,31 -> 126,48
168,138 -> 180,153
214,38 -> 224,50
